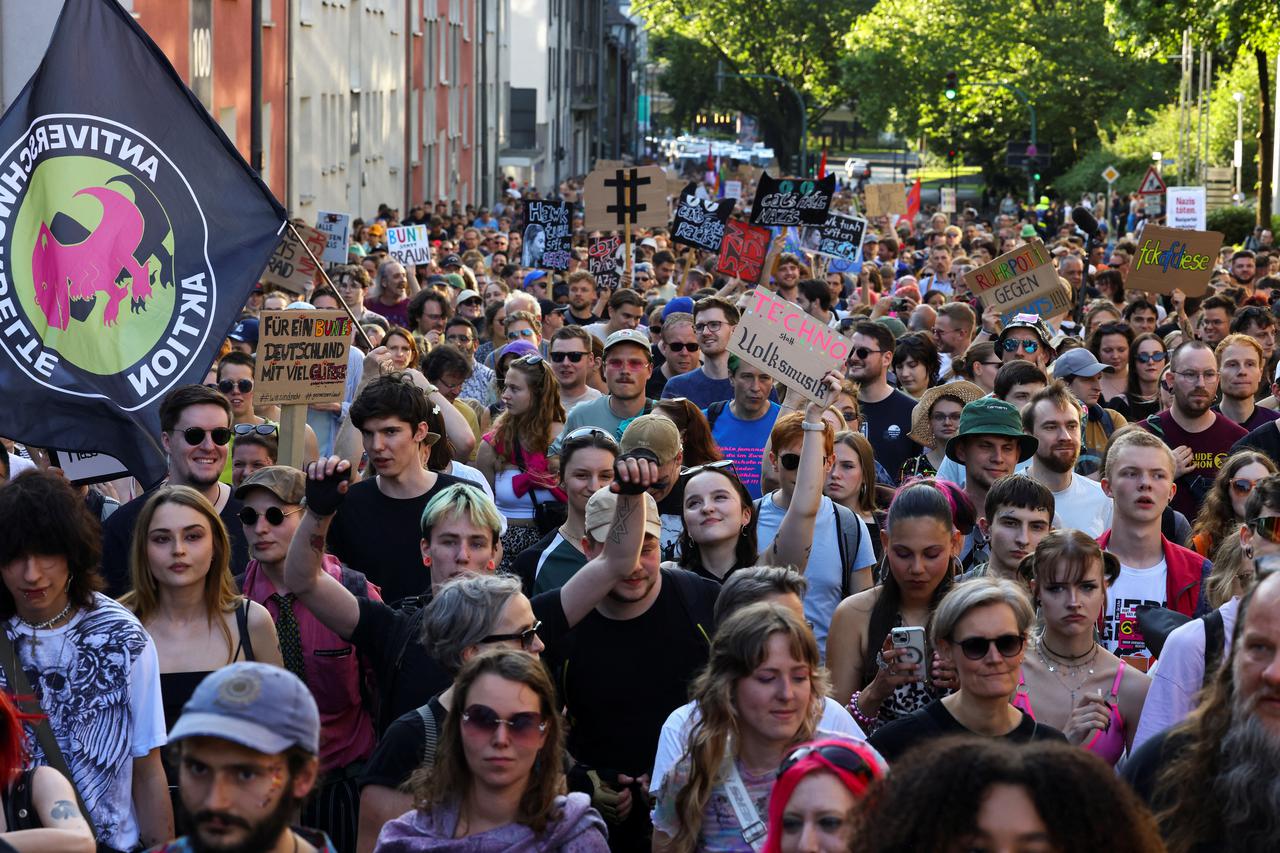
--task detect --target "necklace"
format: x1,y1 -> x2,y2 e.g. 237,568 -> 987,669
1036,643 -> 1099,704
1039,636 -> 1095,663
18,599 -> 74,652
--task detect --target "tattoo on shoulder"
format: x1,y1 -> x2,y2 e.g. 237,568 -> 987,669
607,496 -> 636,544
50,800 -> 78,821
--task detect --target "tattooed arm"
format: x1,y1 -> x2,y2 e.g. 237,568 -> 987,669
283,456 -> 361,640
0,767 -> 94,852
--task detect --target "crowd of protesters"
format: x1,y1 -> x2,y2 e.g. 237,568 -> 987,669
1,168 -> 1279,853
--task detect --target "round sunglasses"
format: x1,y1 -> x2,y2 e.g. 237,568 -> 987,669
217,378 -> 254,395
234,423 -> 278,437
237,506 -> 305,526
173,427 -> 232,446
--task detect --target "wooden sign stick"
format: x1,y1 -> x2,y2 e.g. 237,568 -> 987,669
278,405 -> 308,470
287,221 -> 373,350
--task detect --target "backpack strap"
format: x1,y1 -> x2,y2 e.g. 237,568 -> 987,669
1202,608 -> 1226,688
706,400 -> 728,431
233,598 -> 256,662
661,568 -> 712,647
416,702 -> 439,768
831,502 -> 863,600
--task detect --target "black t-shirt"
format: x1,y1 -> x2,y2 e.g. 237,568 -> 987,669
100,487 -> 249,597
860,390 -> 919,485
645,370 -> 669,400
350,596 -> 451,733
868,699 -> 1067,763
360,695 -> 448,790
539,568 -> 719,775
565,311 -> 600,327
1233,419 -> 1280,459
326,473 -> 467,605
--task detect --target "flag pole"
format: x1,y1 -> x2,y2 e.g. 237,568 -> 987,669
286,221 -> 374,351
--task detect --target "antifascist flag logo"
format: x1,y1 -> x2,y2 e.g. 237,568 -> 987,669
0,0 -> 285,487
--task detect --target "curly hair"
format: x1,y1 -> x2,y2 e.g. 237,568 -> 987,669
491,356 -> 566,464
854,738 -> 1164,853
1190,450 -> 1277,558
653,399 -> 722,468
670,603 -> 826,852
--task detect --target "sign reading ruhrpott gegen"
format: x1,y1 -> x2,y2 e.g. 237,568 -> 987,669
962,239 -> 1066,323
730,288 -> 853,406
254,310 -> 352,405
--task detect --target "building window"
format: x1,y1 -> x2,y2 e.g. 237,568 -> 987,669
509,88 -> 536,149
300,0 -> 316,24
218,107 -> 237,150
299,96 -> 313,196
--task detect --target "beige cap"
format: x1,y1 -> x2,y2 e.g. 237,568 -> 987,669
584,487 -> 661,543
235,465 -> 305,504
620,415 -> 681,466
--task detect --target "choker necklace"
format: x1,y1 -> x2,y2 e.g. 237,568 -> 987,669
19,600 -> 74,651
1039,636 -> 1095,663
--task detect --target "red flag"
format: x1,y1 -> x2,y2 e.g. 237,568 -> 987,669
707,142 -> 715,173
818,149 -> 827,179
905,179 -> 922,220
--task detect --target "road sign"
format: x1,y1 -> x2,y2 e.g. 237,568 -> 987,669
1138,165 -> 1166,196
1101,165 -> 1119,184
1005,141 -> 1052,170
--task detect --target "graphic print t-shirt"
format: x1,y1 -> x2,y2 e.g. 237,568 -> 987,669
1104,559 -> 1168,665
0,595 -> 166,851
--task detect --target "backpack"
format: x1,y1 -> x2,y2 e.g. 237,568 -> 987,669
753,496 -> 864,599
705,400 -> 729,432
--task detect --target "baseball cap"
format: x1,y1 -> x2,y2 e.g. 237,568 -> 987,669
228,317 -> 259,344
523,270 -> 548,290
584,487 -> 661,542
441,253 -> 463,268
455,289 -> 482,307
662,296 -> 695,319
639,237 -> 658,250
1051,348 -> 1113,381
168,662 -> 320,755
620,415 -> 681,466
499,340 -> 540,361
286,301 -> 315,310
998,313 -> 1053,349
235,466 -> 304,504
537,298 -> 558,319
945,398 -> 1038,463
876,316 -> 908,339
1020,224 -> 1038,238
604,328 -> 652,354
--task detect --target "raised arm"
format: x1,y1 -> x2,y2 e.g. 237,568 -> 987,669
283,457 -> 361,640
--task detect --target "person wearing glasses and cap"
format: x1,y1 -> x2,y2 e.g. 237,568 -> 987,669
214,351 -> 319,485
1050,348 -> 1129,472
555,329 -> 657,447
996,313 -> 1054,372
151,662 -> 337,853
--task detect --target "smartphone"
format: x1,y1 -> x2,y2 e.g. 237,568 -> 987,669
890,626 -> 928,667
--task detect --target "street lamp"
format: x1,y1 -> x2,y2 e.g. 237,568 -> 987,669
1232,91 -> 1245,203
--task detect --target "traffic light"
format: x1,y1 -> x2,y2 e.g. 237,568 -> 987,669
947,147 -> 958,163
944,71 -> 958,100
1032,171 -> 1042,182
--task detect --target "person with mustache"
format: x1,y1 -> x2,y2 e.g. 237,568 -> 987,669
1023,382 -> 1114,536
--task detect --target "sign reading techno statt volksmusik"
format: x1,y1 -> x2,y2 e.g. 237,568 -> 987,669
962,239 -> 1067,323
730,288 -> 852,405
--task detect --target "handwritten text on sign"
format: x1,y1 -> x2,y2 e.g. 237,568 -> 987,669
387,225 -> 432,266
962,239 -> 1062,320
716,220 -> 771,282
261,225 -> 327,294
749,172 -> 836,227
1127,224 -> 1223,297
731,289 -> 853,405
588,234 -> 622,290
254,310 -> 352,405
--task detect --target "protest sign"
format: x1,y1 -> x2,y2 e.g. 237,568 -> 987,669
521,200 -> 572,270
940,187 -> 956,214
671,182 -> 735,252
387,224 -> 432,266
716,220 -> 771,282
1127,224 -> 1222,297
1165,187 -> 1207,231
724,180 -> 743,199
730,288 -> 853,405
48,449 -> 131,485
316,211 -> 350,263
864,183 -> 908,218
583,164 -> 669,231
261,223 -> 327,294
749,172 -> 836,227
962,239 -> 1063,321
254,310 -> 353,405
588,234 -> 623,290
799,212 -> 867,262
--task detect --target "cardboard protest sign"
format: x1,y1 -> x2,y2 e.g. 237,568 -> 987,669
316,211 -> 351,263
522,200 -> 573,270
864,183 -> 907,218
588,234 -> 623,290
583,164 -> 669,230
730,288 -> 853,405
1166,187 -> 1207,231
724,180 -> 743,199
387,224 -> 432,266
48,449 -> 130,485
962,239 -> 1063,321
254,310 -> 353,405
799,212 -> 867,262
1127,224 -> 1223,297
749,172 -> 836,227
716,220 -> 772,282
261,224 -> 327,294
671,182 -> 735,252
940,187 -> 956,214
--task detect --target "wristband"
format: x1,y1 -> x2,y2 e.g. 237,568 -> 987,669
801,421 -> 826,432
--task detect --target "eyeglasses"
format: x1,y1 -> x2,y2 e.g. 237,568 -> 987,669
234,423 -> 278,437
461,704 -> 547,743
1231,478 -> 1262,498
514,354 -> 546,367
953,633 -> 1026,660
446,333 -> 475,345
478,621 -> 542,650
694,320 -> 726,333
779,743 -> 878,785
665,341 -> 699,352
851,346 -> 883,360
1135,351 -> 1168,364
174,427 -> 232,446
931,411 -> 962,424
606,357 -> 649,371
217,378 -> 254,395
550,351 -> 587,363
1173,370 -> 1219,383
238,505 -> 305,526
1096,321 -> 1132,336
1002,339 -> 1039,354
460,298 -> 482,307
980,360 -> 1003,368
681,459 -> 737,477
563,426 -> 619,446
507,328 -> 537,341
1249,516 -> 1280,543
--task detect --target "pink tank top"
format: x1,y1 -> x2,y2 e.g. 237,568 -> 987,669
1013,661 -> 1127,765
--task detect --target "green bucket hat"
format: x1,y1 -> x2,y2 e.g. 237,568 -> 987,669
944,397 -> 1038,463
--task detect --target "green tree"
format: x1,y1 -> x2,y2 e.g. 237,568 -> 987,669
1107,0 -> 1279,224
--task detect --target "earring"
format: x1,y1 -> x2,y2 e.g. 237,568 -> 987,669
423,556 -> 432,567
1245,546 -> 1254,560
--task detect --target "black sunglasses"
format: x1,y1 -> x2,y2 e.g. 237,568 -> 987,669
779,453 -> 801,471
514,353 -> 546,367
1002,339 -> 1039,353
1135,350 -> 1167,364
550,351 -> 587,363
851,346 -> 882,360
1248,516 -> 1280,544
681,459 -> 737,477
234,423 -> 278,437
562,426 -> 618,446
953,633 -> 1025,660
479,621 -> 542,650
174,427 -> 232,446
238,506 -> 304,526
665,342 -> 699,352
780,743 -> 877,785
217,378 -> 254,394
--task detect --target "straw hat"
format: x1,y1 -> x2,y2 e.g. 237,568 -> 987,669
908,381 -> 986,448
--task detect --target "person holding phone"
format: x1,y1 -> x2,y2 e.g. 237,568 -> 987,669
867,577 -> 1067,763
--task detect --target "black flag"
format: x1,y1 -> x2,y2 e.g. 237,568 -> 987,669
0,0 -> 286,486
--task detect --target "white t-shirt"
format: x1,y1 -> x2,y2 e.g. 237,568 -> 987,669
1050,474 -> 1113,538
1,594 -> 166,851
447,459 -> 495,500
649,697 -> 866,796
755,494 -> 877,657
1104,558 -> 1168,661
